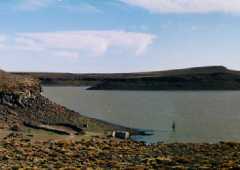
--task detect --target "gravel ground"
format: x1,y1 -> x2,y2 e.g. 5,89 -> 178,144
0,133 -> 240,169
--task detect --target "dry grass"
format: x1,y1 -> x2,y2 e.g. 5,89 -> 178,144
0,70 -> 40,93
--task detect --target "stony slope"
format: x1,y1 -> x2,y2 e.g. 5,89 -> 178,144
0,70 -> 139,135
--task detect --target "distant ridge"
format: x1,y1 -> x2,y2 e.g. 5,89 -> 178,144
13,66 -> 240,90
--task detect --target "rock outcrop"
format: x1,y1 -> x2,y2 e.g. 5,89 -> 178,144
0,70 -> 138,135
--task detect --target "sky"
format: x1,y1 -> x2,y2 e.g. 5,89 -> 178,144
1,0 -> 240,73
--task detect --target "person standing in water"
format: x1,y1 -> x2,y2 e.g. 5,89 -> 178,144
172,121 -> 176,132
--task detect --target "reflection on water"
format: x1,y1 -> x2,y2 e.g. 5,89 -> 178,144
43,86 -> 240,143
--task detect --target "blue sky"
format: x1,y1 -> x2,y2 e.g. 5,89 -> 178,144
1,0 -> 240,72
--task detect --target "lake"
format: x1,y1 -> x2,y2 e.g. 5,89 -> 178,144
43,86 -> 240,143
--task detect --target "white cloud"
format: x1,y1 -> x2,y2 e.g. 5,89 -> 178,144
61,4 -> 102,13
16,31 -> 156,56
14,36 -> 44,51
0,31 -> 156,58
18,0 -> 53,11
0,35 -> 7,48
52,51 -> 80,59
119,0 -> 240,13
16,0 -> 101,13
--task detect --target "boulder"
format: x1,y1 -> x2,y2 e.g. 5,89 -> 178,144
112,131 -> 130,139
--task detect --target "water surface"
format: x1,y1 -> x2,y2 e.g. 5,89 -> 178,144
43,86 -> 240,143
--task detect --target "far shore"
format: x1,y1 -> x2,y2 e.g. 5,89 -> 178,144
13,66 -> 240,90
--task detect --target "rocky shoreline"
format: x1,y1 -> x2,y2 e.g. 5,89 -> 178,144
0,132 -> 240,169
2,69 -> 240,169
0,69 -> 143,137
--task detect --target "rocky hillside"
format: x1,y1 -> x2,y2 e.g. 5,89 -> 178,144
0,70 -> 138,135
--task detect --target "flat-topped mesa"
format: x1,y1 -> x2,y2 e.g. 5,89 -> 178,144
0,70 -> 41,107
189,65 -> 227,71
175,66 -> 228,74
86,66 -> 240,90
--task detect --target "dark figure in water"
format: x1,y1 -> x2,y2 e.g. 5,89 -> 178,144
172,121 -> 176,132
